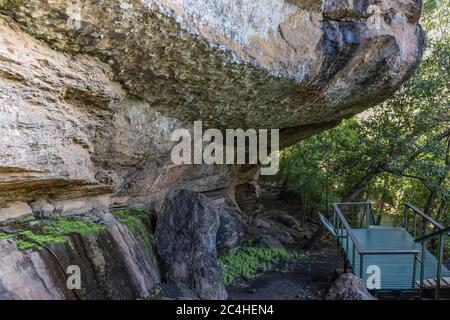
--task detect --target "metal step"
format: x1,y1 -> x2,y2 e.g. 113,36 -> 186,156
416,277 -> 450,289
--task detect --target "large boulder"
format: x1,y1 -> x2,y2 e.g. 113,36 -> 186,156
155,189 -> 227,300
325,273 -> 376,300
216,206 -> 244,253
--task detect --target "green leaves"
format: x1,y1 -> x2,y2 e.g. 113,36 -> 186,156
276,0 -> 449,221
0,217 -> 105,251
111,209 -> 156,264
218,247 -> 309,286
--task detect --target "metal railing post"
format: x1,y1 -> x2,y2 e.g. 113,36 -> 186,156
413,213 -> 417,239
403,205 -> 407,230
338,219 -> 341,246
435,235 -> 444,300
419,241 -> 426,300
346,233 -> 349,255
366,204 -> 370,229
352,243 -> 356,272
336,214 -> 340,247
422,219 -> 427,240
360,254 -> 364,279
333,208 -> 336,229
412,253 -> 417,290
344,254 -> 348,273
414,226 -> 450,300
369,203 -> 376,226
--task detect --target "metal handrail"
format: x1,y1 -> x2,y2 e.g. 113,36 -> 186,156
333,202 -> 419,285
415,226 -> 450,243
333,202 -> 448,299
335,202 -> 375,205
403,203 -> 449,300
404,203 -> 445,231
334,201 -> 378,227
333,204 -> 419,255
333,203 -> 365,253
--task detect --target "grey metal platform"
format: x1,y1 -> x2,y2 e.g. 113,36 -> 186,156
329,202 -> 450,298
338,227 -> 450,290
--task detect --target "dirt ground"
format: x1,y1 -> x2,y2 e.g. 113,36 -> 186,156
227,253 -> 342,300
228,189 -> 344,300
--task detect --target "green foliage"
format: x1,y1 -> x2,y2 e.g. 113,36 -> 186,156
274,0 -> 449,253
42,217 -> 106,235
276,0 -> 449,216
219,247 -> 309,286
112,209 -> 149,221
0,217 -> 105,250
275,119 -> 365,213
138,285 -> 162,300
13,231 -> 66,251
111,209 -> 156,264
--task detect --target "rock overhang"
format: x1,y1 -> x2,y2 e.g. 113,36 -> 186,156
0,0 -> 424,132
0,0 -> 425,205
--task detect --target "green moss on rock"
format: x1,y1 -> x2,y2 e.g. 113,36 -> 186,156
219,246 -> 310,286
0,217 -> 106,251
111,209 -> 156,264
42,217 -> 106,235
14,231 -> 67,250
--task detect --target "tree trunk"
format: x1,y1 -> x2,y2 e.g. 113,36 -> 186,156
423,189 -> 437,215
424,137 -> 450,216
301,179 -> 309,226
435,199 -> 446,222
279,169 -> 290,200
342,165 -> 382,202
377,176 -> 389,216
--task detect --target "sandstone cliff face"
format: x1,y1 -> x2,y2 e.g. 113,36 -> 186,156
0,0 -> 423,210
0,0 -> 424,300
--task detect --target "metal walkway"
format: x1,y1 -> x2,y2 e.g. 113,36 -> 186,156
327,202 -> 450,299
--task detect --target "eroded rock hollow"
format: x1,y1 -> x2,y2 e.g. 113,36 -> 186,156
0,0 -> 424,299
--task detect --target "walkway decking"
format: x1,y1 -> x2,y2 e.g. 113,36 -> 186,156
329,202 -> 450,297
339,226 -> 450,290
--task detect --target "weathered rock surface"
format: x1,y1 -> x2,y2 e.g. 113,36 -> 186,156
0,0 -> 424,211
325,273 -> 376,300
0,211 -> 160,299
0,202 -> 33,222
155,189 -> 227,300
0,14 -> 235,207
0,0 -> 423,130
216,205 -> 244,253
0,0 -> 424,300
236,182 -> 318,248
